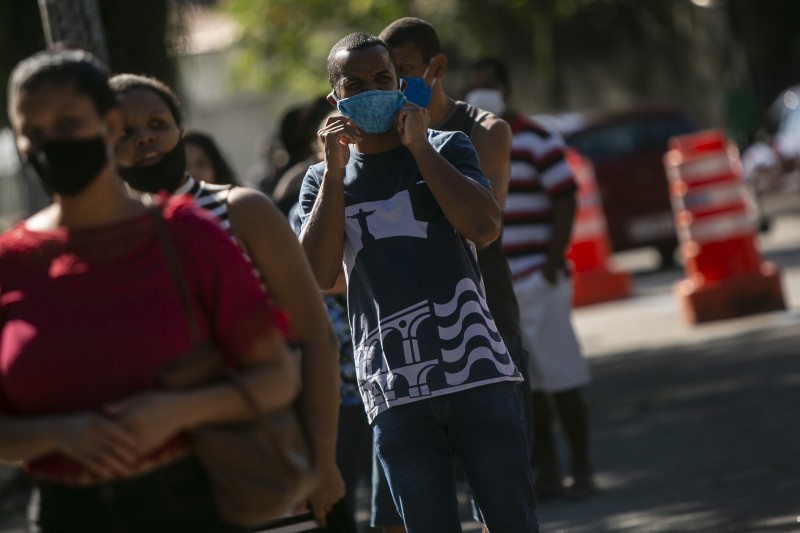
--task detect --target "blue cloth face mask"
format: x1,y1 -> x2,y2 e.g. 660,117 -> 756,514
402,76 -> 436,107
332,90 -> 406,134
402,61 -> 436,107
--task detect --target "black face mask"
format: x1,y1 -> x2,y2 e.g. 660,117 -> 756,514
116,138 -> 187,194
27,136 -> 109,197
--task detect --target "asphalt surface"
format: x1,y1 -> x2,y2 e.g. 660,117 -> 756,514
3,215 -> 800,532
534,324 -> 800,532
532,214 -> 800,533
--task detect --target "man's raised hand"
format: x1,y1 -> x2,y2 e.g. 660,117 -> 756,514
318,116 -> 361,170
396,102 -> 430,149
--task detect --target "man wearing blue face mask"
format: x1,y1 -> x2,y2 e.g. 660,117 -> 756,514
298,33 -> 538,533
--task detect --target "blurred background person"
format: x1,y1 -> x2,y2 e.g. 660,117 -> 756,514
465,57 -> 595,500
184,130 -> 238,186
249,104 -> 306,197
109,73 -> 345,527
272,96 -> 332,216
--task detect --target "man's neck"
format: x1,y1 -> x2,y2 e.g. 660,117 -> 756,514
354,129 -> 404,154
427,86 -> 454,127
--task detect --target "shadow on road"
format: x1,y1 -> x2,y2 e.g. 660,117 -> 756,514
540,325 -> 800,532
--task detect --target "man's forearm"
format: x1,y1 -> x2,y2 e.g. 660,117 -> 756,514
299,169 -> 346,290
409,142 -> 501,247
547,193 -> 577,265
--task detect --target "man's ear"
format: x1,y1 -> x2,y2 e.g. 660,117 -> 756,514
430,52 -> 448,81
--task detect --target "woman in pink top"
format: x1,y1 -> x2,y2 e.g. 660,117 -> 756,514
0,48 -> 296,532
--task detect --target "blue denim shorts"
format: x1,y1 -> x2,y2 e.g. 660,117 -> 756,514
371,381 -> 538,533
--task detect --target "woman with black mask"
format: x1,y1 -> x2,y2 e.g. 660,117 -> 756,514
110,74 -> 346,530
0,48 -> 297,532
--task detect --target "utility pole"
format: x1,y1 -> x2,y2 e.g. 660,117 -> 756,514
37,0 -> 109,64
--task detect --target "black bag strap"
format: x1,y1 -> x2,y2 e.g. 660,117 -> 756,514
147,206 -> 266,416
148,206 -> 202,344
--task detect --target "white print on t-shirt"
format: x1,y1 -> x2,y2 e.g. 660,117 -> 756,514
342,190 -> 427,278
356,276 -> 516,415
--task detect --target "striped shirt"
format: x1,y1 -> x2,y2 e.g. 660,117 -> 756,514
174,175 -> 233,232
503,113 -> 577,279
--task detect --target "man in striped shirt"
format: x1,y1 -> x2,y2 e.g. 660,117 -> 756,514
465,57 -> 596,500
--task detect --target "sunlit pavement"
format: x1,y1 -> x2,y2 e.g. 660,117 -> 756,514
3,216 -> 800,532
574,213 -> 800,359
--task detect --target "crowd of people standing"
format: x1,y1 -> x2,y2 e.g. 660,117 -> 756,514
0,16 -> 595,533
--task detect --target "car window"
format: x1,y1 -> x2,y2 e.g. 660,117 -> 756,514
566,122 -> 637,161
566,115 -> 696,162
641,116 -> 697,152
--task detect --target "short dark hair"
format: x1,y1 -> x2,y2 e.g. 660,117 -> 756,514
183,130 -> 238,186
8,47 -> 116,121
469,57 -> 511,88
109,73 -> 183,126
379,17 -> 442,63
327,32 -> 398,91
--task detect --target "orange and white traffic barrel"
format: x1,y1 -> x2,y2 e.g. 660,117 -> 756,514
663,129 -> 785,324
565,149 -> 632,307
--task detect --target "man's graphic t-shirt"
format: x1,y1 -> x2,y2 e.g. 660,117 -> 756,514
299,130 -> 522,423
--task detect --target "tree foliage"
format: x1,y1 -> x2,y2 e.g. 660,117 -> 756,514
224,0 -> 418,96
221,0 -> 687,98
222,0 -> 800,143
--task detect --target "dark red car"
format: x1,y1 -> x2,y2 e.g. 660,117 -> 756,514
537,106 -> 699,266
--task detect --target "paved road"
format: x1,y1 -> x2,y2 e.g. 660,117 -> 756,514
535,325 -> 800,532
539,214 -> 800,532
2,215 -> 800,532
